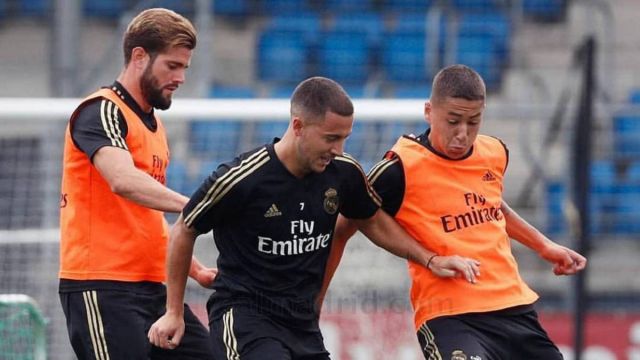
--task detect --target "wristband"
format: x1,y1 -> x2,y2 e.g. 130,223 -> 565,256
426,254 -> 438,269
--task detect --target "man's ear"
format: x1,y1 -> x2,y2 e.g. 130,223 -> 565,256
424,100 -> 432,125
130,47 -> 149,70
292,117 -> 304,136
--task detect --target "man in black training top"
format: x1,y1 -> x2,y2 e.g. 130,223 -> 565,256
148,77 -> 480,359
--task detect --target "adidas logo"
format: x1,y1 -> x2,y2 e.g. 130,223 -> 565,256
482,171 -> 496,182
264,204 -> 282,218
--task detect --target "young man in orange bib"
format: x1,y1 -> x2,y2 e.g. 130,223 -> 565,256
59,8 -> 215,359
338,64 -> 586,359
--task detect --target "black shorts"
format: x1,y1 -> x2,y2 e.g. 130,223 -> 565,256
417,306 -> 563,360
209,305 -> 330,360
59,282 -> 214,360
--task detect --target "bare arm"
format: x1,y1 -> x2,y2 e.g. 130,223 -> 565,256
148,215 -> 196,349
353,209 -> 480,282
316,215 -> 358,311
502,200 -> 586,275
93,146 -> 188,212
189,254 -> 217,288
96,147 -> 216,285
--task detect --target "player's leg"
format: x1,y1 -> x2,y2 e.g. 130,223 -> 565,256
417,315 -> 506,360
150,303 -> 215,360
239,337 -> 293,360
510,310 -> 564,359
210,306 -> 293,360
60,289 -> 152,359
284,326 -> 330,360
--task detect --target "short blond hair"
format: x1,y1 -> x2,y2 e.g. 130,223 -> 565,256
123,8 -> 196,65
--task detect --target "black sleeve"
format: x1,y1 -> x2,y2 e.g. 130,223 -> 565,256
367,152 -> 406,217
182,158 -> 247,234
499,138 -> 510,173
336,155 -> 380,219
71,98 -> 128,161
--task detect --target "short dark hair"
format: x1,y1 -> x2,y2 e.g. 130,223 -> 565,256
430,64 -> 485,103
123,8 -> 197,65
290,77 -> 354,122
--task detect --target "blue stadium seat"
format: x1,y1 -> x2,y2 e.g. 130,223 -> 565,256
545,180 -> 567,235
267,85 -> 294,99
625,161 -> 640,183
380,0 -> 434,12
323,0 -> 374,12
458,12 -> 512,66
392,84 -> 431,99
629,88 -> 640,104
522,0 -> 566,22
317,31 -> 370,84
331,13 -> 385,48
209,85 -> 257,98
588,160 -> 618,234
212,0 -> 249,17
381,30 -> 432,83
153,0 -> 194,15
395,12 -> 448,65
166,158 -> 190,196
189,120 -> 242,162
613,114 -> 640,158
590,160 -> 616,187
265,12 -> 322,44
454,33 -> 501,91
18,0 -> 51,17
0,0 -> 7,19
342,84 -> 380,98
257,0 -> 313,14
451,0 -> 503,12
606,178 -> 640,235
544,179 -> 605,235
83,0 -> 128,19
257,30 -> 309,83
254,121 -> 289,145
395,13 -> 429,32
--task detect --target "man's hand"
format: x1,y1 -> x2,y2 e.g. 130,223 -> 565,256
539,244 -> 587,275
428,255 -> 481,284
148,312 -> 184,349
192,267 -> 218,288
189,255 -> 217,289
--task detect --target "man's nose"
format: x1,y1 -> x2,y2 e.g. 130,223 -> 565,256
173,69 -> 186,84
331,141 -> 345,156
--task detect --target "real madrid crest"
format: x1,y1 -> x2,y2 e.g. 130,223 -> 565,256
451,350 -> 467,360
323,188 -> 339,215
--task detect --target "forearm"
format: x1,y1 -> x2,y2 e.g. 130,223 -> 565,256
112,169 -> 188,212
502,200 -> 552,253
317,216 -> 358,309
165,217 -> 196,315
188,256 -> 205,280
354,210 -> 434,268
94,147 -> 188,212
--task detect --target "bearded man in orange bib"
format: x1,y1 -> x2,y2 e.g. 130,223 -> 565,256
58,8 -> 215,359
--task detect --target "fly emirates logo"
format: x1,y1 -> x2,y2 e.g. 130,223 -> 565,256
258,220 -> 332,256
440,192 -> 503,233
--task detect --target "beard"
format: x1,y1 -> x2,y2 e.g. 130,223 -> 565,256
140,63 -> 172,110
